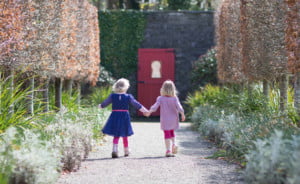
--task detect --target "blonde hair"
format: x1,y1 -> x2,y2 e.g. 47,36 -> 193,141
112,78 -> 130,93
160,80 -> 177,97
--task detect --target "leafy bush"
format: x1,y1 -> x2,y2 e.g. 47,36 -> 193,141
82,86 -> 112,108
43,108 -> 109,171
62,91 -> 80,112
0,127 -> 61,184
288,135 -> 300,184
97,65 -> 115,87
185,84 -> 228,116
191,49 -> 217,89
0,107 -> 110,183
186,84 -> 271,117
244,131 -> 300,184
244,131 -> 290,184
0,75 -> 43,133
191,105 -> 224,130
191,103 -> 298,162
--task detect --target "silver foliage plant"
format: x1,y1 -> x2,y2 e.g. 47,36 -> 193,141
245,131 -> 300,184
244,131 -> 290,184
0,108 -> 110,183
0,127 -> 61,184
288,136 -> 300,184
45,108 -> 109,172
192,105 -> 300,183
46,115 -> 93,172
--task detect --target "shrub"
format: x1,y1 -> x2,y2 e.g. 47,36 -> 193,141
0,106 -> 110,183
244,131 -> 291,184
45,119 -> 91,171
186,84 -> 270,117
288,135 -> 300,184
191,49 -> 217,89
244,131 -> 300,184
191,103 -> 298,162
185,84 -> 228,116
0,74 -> 44,133
191,105 -> 224,130
97,65 -> 115,87
0,127 -> 61,184
43,107 -> 109,171
83,86 -> 112,108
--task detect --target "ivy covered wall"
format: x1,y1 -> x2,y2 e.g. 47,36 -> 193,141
98,11 -> 146,79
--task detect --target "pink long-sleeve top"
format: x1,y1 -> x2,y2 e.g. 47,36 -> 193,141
150,96 -> 184,130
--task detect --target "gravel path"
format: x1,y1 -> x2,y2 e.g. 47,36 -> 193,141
56,122 -> 244,184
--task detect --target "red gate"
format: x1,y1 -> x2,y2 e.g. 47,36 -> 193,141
137,48 -> 175,116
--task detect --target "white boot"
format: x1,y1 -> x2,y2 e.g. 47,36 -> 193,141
165,139 -> 174,157
124,147 -> 130,157
112,144 -> 118,158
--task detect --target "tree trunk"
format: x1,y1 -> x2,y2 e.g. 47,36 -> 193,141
55,78 -> 62,111
0,71 -> 2,114
42,78 -> 50,112
294,72 -> 300,117
9,69 -> 14,114
108,0 -> 118,9
96,0 -> 101,10
119,0 -> 124,9
200,0 -> 208,10
279,74 -> 288,113
26,77 -> 35,116
263,79 -> 270,101
64,79 -> 73,95
76,81 -> 81,105
130,0 -> 140,9
247,81 -> 252,99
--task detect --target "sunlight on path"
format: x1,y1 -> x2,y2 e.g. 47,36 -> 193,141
56,122 -> 244,184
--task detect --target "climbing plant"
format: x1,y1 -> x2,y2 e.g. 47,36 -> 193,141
99,10 -> 146,79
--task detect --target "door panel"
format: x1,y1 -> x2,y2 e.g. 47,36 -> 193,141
137,48 -> 175,116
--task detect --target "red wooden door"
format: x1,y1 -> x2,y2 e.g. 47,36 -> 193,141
137,48 -> 175,116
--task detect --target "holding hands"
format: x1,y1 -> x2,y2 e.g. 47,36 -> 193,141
143,110 -> 185,122
143,111 -> 151,117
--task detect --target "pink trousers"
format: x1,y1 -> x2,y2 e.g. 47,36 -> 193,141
163,130 -> 175,139
113,137 -> 128,148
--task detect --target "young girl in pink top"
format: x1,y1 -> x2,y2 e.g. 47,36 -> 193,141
146,80 -> 185,157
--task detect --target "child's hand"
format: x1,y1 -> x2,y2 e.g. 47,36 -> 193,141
98,104 -> 102,109
143,111 -> 151,117
181,114 -> 186,121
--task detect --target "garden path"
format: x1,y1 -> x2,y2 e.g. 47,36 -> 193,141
56,122 -> 244,184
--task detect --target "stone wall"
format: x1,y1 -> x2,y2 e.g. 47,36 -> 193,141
132,11 -> 215,101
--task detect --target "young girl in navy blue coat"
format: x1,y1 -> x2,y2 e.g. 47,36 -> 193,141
99,78 -> 148,158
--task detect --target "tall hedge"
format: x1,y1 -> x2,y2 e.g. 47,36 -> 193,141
286,0 -> 300,73
240,0 -> 288,81
0,0 -> 30,66
99,10 -> 146,79
216,0 -> 244,83
0,0 -> 100,85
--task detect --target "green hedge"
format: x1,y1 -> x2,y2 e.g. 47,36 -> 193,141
99,10 -> 146,79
